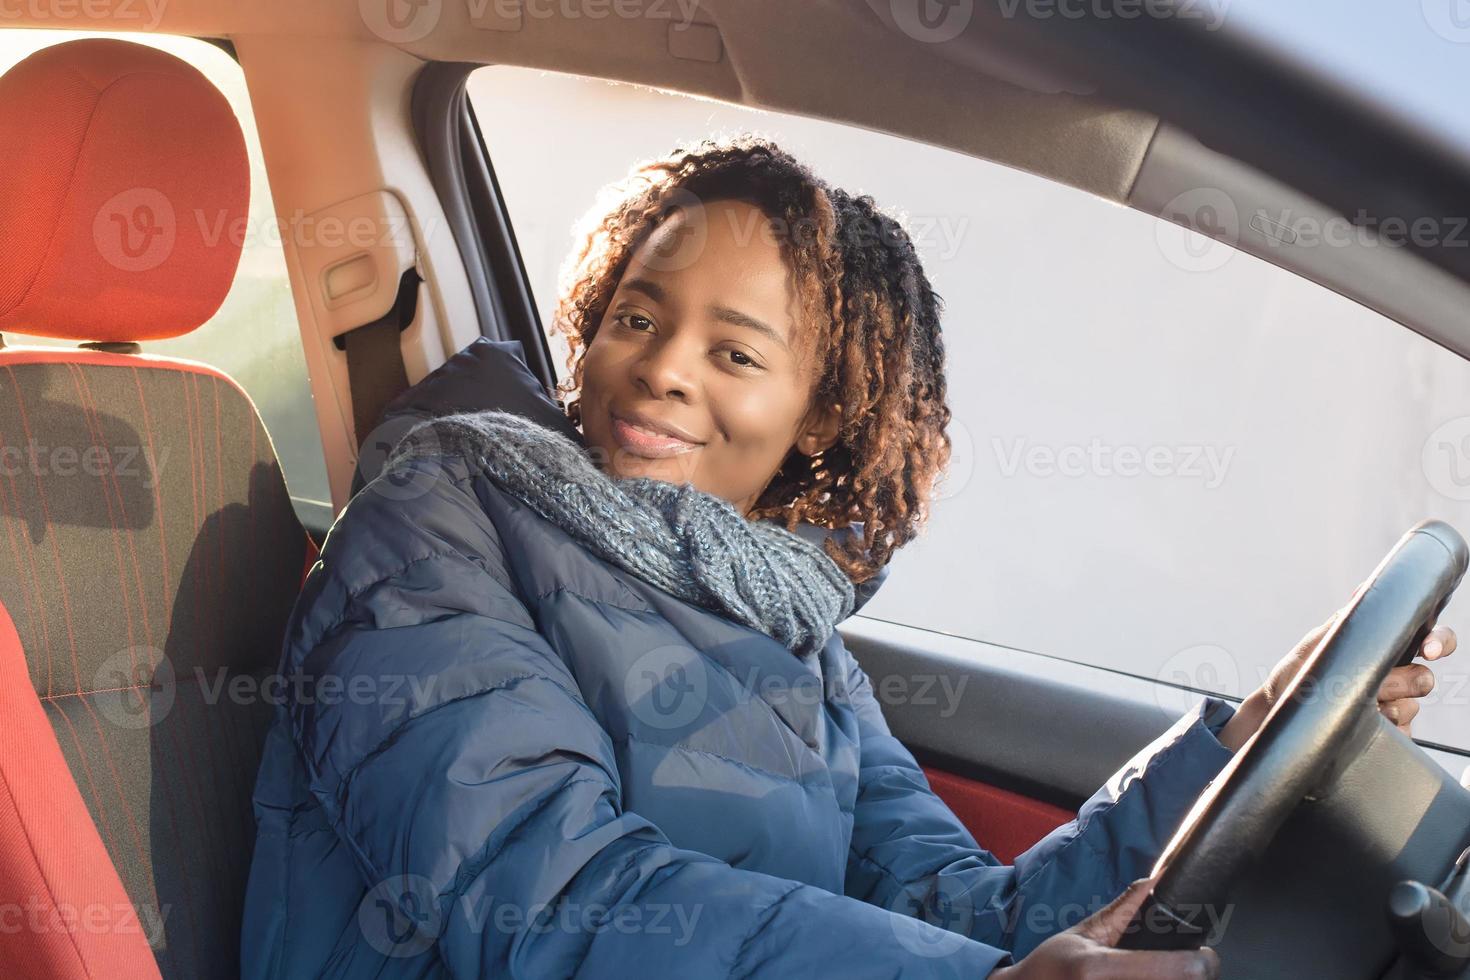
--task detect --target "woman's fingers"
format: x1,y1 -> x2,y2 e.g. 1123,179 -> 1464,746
1379,663 -> 1435,701
1071,879 -> 1222,978
1380,697 -> 1422,733
1077,877 -> 1155,947
1423,625 -> 1457,661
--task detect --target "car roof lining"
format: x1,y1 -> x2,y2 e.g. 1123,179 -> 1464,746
4,0 -> 1464,357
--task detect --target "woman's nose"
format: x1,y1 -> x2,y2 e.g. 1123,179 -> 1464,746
633,335 -> 698,401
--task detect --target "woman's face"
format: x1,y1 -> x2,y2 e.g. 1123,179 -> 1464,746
578,198 -> 840,516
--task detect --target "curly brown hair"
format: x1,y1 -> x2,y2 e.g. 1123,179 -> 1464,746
552,135 -> 952,586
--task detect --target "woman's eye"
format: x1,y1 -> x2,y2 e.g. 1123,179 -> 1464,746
617,313 -> 654,332
726,349 -> 760,369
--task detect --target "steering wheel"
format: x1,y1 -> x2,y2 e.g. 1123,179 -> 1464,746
1119,519 -> 1469,952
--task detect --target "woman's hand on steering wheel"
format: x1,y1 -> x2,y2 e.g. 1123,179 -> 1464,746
1218,593 -> 1457,752
988,877 -> 1221,980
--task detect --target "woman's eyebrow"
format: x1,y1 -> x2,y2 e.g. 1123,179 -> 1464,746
712,305 -> 789,351
621,277 -> 666,302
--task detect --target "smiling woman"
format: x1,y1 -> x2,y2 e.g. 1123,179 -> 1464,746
578,197 -> 843,513
554,138 -> 953,584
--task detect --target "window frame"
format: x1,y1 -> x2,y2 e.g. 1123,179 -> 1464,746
409,62 -> 559,393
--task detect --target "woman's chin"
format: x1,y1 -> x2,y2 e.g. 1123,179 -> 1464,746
609,449 -> 702,486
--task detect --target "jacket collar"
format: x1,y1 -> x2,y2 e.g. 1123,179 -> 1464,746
782,520 -> 889,616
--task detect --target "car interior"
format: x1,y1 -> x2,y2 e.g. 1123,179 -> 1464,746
0,2 -> 1468,979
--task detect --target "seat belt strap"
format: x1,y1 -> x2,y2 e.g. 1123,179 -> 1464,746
339,269 -> 419,448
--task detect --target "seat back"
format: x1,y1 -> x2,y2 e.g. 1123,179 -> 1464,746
0,40 -> 312,979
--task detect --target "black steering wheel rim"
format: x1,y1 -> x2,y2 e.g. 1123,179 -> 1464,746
1120,520 -> 1469,951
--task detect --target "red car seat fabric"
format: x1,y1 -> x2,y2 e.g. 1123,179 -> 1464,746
921,765 -> 1075,865
0,599 -> 162,980
0,38 -> 248,343
0,351 -> 308,978
0,36 -> 308,980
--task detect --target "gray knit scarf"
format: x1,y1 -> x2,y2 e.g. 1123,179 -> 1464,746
385,409 -> 855,658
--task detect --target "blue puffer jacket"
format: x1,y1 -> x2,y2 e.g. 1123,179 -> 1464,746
243,339 -> 1238,978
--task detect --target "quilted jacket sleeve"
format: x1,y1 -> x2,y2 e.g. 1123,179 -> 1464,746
841,645 -> 1237,961
286,457 -> 1019,979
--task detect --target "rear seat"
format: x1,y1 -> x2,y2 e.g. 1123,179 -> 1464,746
0,38 -> 313,980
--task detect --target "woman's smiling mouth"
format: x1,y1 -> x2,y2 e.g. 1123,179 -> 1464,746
610,411 -> 705,458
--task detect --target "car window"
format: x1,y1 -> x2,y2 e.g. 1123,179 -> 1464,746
0,31 -> 332,529
468,65 -> 1470,752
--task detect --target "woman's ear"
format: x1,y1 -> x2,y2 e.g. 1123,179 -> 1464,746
796,400 -> 843,457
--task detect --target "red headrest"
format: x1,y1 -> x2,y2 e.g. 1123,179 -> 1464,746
0,38 -> 249,343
